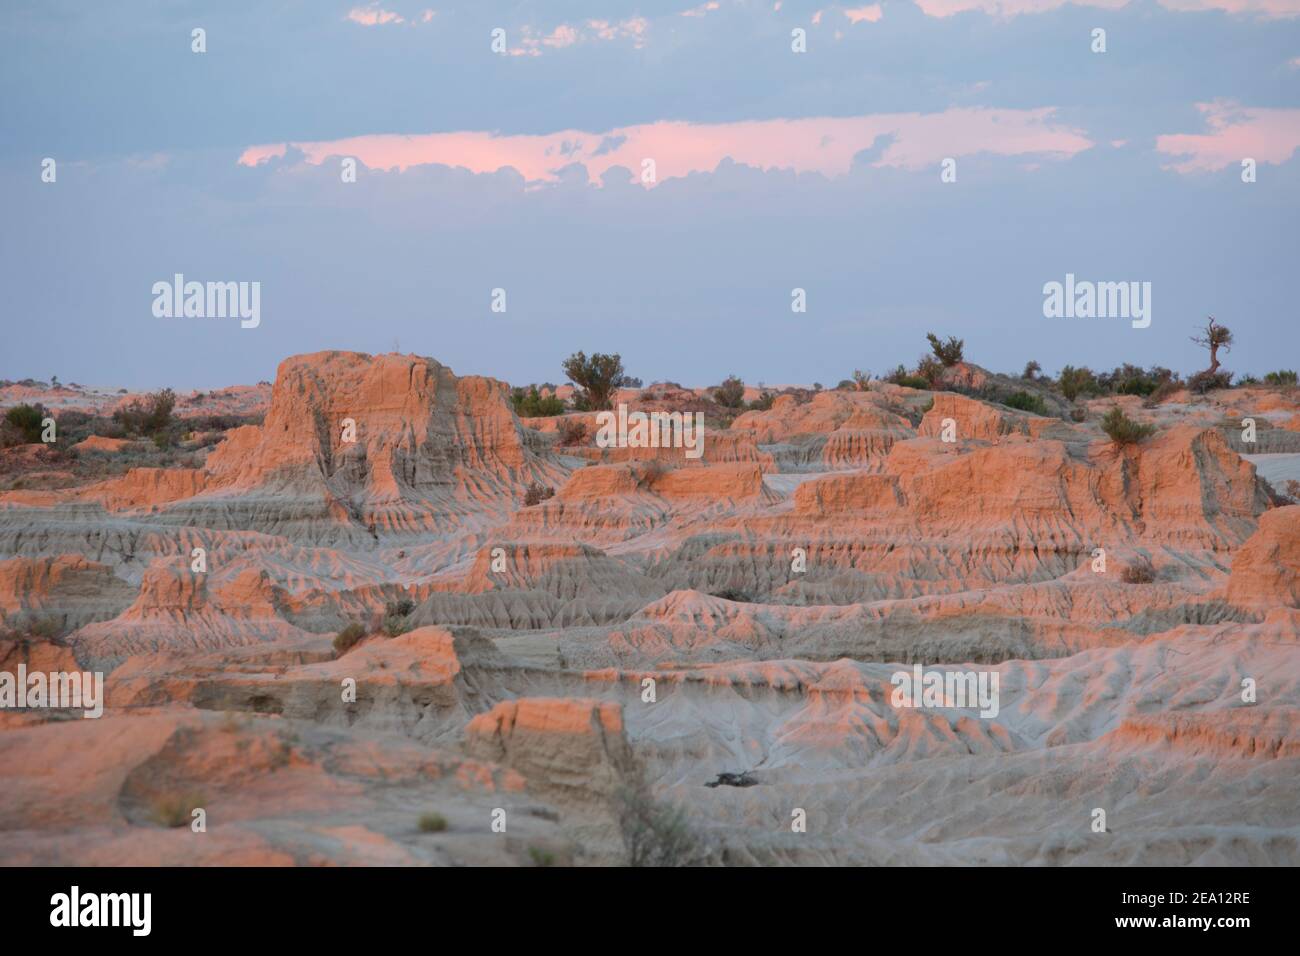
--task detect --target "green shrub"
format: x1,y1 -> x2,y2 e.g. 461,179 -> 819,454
713,375 -> 746,409
747,391 -> 775,411
528,846 -> 557,867
151,792 -> 204,828
332,622 -> 366,656
511,386 -> 565,417
1264,370 -> 1298,386
925,332 -> 964,367
1058,366 -> 1098,402
915,355 -> 944,386
4,404 -> 46,444
383,614 -> 411,637
1002,391 -> 1048,415
1101,407 -> 1156,446
562,352 -> 628,412
418,812 -> 448,833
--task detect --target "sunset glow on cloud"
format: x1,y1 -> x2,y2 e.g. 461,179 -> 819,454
843,5 -> 885,23
1156,100 -> 1300,172
238,109 -> 1093,184
913,0 -> 1298,16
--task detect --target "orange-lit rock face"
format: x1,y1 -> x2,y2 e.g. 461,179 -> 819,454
1,354 -> 1299,866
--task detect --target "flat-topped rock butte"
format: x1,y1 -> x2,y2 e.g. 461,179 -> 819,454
1,349 -> 1297,865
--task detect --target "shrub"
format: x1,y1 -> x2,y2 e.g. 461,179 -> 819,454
382,614 -> 412,637
1285,479 -> 1300,502
332,622 -> 366,656
151,793 -> 204,828
386,598 -> 415,617
1187,369 -> 1233,394
747,390 -> 775,411
713,375 -> 746,409
4,404 -> 47,445
1264,370 -> 1298,387
1101,407 -> 1156,446
852,369 -> 871,391
528,846 -> 557,867
511,386 -> 565,417
926,332 -> 965,367
1058,366 -> 1098,402
523,481 -> 555,506
615,784 -> 711,867
113,388 -> 176,436
885,365 -> 930,390
1022,361 -> 1041,381
1070,406 -> 1087,423
418,812 -> 449,833
634,459 -> 667,488
562,352 -> 628,411
1145,378 -> 1183,406
557,418 -> 588,447
382,598 -> 415,637
1121,560 -> 1156,584
1002,391 -> 1048,415
915,355 -> 944,387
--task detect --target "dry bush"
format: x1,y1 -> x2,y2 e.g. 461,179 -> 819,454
332,622 -> 366,656
523,481 -> 555,506
557,418 -> 588,446
1121,560 -> 1156,584
615,784 -> 713,867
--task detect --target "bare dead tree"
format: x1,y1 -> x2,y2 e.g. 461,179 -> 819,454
1190,316 -> 1233,375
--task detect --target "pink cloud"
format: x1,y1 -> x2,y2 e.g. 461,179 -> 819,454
1156,100 -> 1300,172
509,17 -> 647,55
912,0 -> 1298,16
1156,0 -> 1300,15
238,109 -> 1092,185
844,5 -> 884,23
345,5 -> 405,26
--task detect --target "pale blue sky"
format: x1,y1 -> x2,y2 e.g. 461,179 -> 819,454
2,0 -> 1298,389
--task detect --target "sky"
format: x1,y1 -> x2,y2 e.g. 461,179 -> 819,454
2,0 -> 1299,390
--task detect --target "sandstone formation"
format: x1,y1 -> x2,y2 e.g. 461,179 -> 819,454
1,351 -> 1297,866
